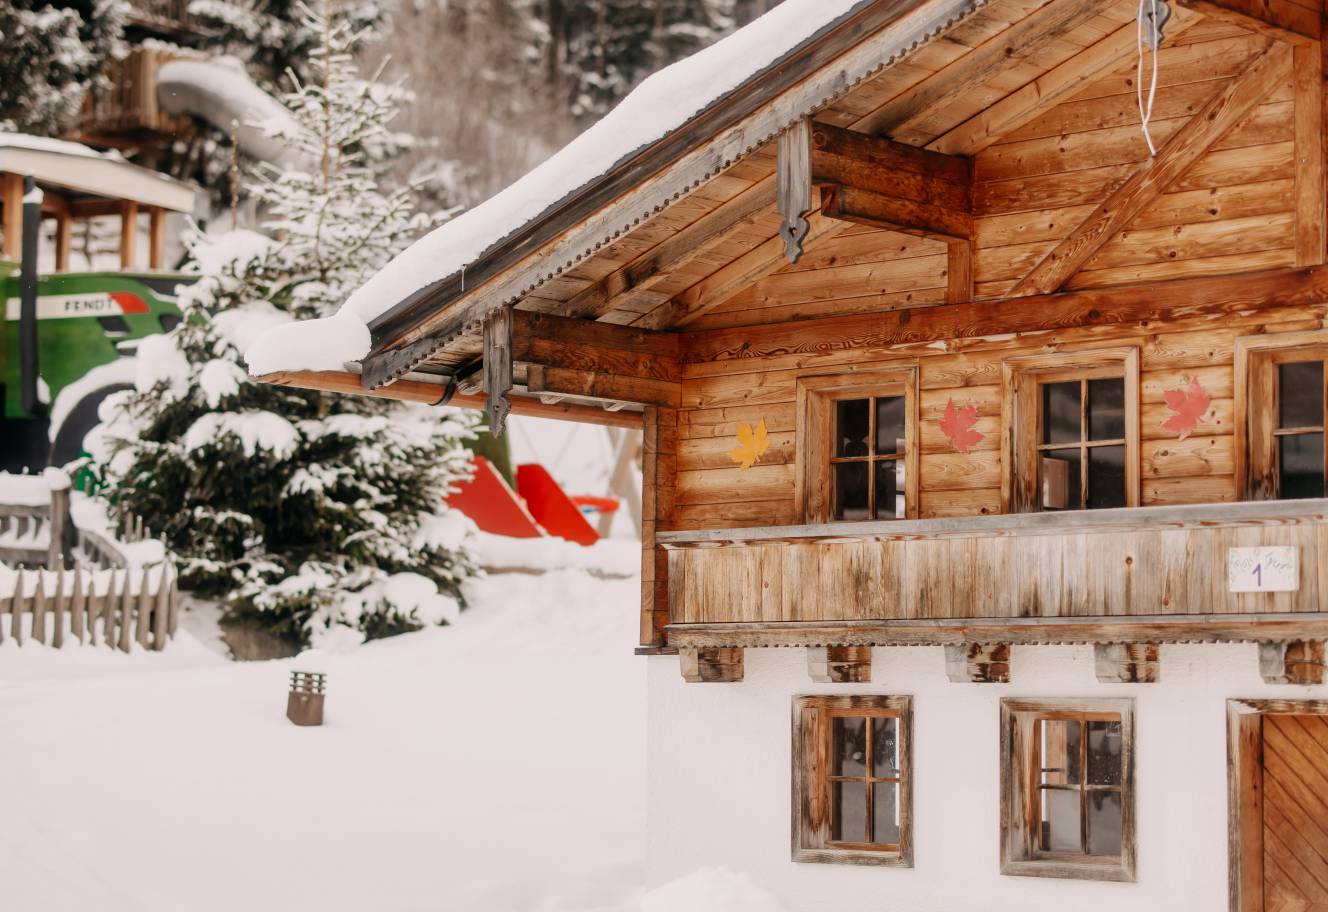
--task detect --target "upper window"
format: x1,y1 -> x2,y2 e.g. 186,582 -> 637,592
1237,332 -> 1328,500
793,695 -> 912,866
797,370 -> 918,523
1000,698 -> 1135,882
1004,350 -> 1139,513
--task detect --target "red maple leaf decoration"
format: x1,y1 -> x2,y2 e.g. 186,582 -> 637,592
1161,377 -> 1212,441
939,398 -> 983,454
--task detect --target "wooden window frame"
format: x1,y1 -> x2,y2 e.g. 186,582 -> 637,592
1227,699 -> 1328,912
795,369 -> 920,524
792,694 -> 913,866
1235,330 -> 1328,501
1000,697 -> 1136,882
1002,348 -> 1140,513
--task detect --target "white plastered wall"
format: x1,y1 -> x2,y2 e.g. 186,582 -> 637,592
645,643 -> 1328,910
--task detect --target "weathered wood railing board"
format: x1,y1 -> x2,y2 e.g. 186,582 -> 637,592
661,500 -> 1328,640
0,565 -> 179,652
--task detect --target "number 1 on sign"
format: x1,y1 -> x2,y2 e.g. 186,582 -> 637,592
1253,563 -> 1261,588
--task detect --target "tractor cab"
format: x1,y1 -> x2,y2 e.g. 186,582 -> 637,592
0,133 -> 201,472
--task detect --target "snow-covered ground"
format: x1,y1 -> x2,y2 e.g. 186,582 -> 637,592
0,569 -> 647,912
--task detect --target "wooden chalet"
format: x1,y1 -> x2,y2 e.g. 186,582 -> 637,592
257,0 -> 1328,904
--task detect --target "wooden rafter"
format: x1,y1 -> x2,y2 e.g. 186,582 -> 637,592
1008,41 -> 1291,298
1175,0 -> 1319,46
1293,40 -> 1325,267
929,11 -> 1201,155
852,0 -> 1103,139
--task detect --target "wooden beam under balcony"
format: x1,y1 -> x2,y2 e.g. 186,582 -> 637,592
1174,0 -> 1319,45
810,122 -> 973,242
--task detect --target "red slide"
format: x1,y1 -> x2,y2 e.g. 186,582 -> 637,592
516,463 -> 600,546
444,457 -> 544,538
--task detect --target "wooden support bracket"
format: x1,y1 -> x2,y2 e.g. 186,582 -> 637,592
777,118 -> 813,264
680,646 -> 745,683
945,643 -> 1010,683
1095,644 -> 1161,683
483,305 -> 513,436
1259,640 -> 1326,684
807,645 -> 872,683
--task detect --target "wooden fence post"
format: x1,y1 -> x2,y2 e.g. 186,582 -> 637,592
117,570 -> 133,653
47,484 -> 72,569
134,566 -> 152,649
70,564 -> 85,644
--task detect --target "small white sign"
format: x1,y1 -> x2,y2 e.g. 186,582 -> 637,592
1228,546 -> 1299,593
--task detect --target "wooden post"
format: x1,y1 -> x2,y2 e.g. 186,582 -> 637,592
148,207 -> 166,270
117,572 -> 133,653
30,572 -> 46,645
70,565 -> 85,645
119,200 -> 139,270
945,643 -> 1010,683
10,575 -> 21,645
777,117 -> 813,264
135,566 -> 152,649
47,483 -> 71,569
680,646 -> 744,683
1095,644 -> 1160,683
1,172 -> 22,260
483,306 -> 513,437
51,568 -> 66,649
807,645 -> 872,683
1259,640 -> 1326,684
167,568 -> 179,637
54,213 -> 71,272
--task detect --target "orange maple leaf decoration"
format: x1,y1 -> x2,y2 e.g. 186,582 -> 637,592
1161,377 -> 1212,441
727,418 -> 770,470
939,398 -> 983,454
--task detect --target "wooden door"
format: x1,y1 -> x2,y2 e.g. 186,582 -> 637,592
1262,715 -> 1328,911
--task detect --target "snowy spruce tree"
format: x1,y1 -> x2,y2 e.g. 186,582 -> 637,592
88,2 -> 479,649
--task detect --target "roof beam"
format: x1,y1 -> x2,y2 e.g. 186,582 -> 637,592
1174,0 -> 1319,46
811,122 -> 973,241
852,0 -> 1104,139
256,370 -> 646,429
1009,41 -> 1290,298
930,11 -> 1201,155
511,310 -> 680,381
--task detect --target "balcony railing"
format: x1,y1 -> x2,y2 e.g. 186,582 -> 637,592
657,499 -> 1328,648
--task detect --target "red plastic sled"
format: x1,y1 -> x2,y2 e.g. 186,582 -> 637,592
516,463 -> 600,546
444,457 -> 544,538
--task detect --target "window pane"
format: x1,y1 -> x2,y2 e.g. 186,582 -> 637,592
875,396 -> 905,456
1087,445 -> 1127,510
873,782 -> 901,846
1087,791 -> 1123,857
1040,787 -> 1082,853
1042,381 -> 1081,445
1278,361 -> 1324,429
832,716 -> 867,778
872,717 -> 899,778
1041,451 -> 1081,511
1280,433 -> 1325,499
832,781 -> 868,844
1087,721 -> 1123,786
834,462 -> 870,521
1087,378 -> 1125,441
874,459 -> 902,520
1040,719 -> 1081,786
836,399 -> 870,457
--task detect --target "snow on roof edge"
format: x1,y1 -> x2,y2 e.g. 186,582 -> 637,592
245,0 -> 971,379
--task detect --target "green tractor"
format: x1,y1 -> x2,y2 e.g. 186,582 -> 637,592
0,134 -> 199,473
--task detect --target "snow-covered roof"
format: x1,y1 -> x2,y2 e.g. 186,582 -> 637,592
0,133 -> 199,215
246,0 -> 975,379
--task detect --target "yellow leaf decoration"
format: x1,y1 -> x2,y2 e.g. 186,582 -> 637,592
727,418 -> 770,470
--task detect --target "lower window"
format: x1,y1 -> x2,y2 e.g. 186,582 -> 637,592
1000,697 -> 1135,881
792,695 -> 912,866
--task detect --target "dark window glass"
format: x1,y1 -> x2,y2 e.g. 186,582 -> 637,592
1087,378 -> 1125,440
874,460 -> 900,520
873,783 -> 900,846
1042,788 -> 1081,853
875,396 -> 905,455
833,781 -> 868,843
1041,451 -> 1081,510
157,313 -> 181,332
1279,361 -> 1324,429
1042,381 -> 1081,445
832,717 -> 867,778
834,462 -> 870,521
1087,721 -> 1123,786
836,399 -> 870,457
1279,433 -> 1325,499
1087,445 -> 1127,509
97,315 -> 130,336
872,717 -> 898,778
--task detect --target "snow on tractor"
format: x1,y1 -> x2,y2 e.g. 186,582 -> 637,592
0,134 -> 200,473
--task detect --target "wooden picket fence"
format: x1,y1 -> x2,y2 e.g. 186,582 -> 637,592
0,564 -> 179,652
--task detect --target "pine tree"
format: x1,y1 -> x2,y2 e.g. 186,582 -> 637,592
0,0 -> 127,135
87,2 -> 479,649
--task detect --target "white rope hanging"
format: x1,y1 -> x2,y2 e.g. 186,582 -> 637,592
1136,0 -> 1169,156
